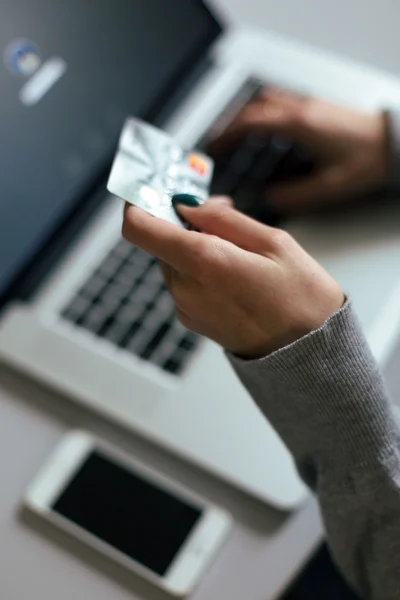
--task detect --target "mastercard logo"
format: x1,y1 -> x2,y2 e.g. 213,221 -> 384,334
189,154 -> 208,176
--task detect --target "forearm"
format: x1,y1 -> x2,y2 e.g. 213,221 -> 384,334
228,301 -> 400,599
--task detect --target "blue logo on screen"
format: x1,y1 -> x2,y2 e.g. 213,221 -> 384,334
4,39 -> 41,76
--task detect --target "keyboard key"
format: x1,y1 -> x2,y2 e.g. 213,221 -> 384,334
115,304 -> 143,324
80,273 -> 108,299
118,316 -> 146,349
210,170 -> 241,197
228,134 -> 266,177
114,264 -> 141,285
103,320 -> 133,345
81,305 -> 110,334
112,239 -> 135,259
163,350 -> 187,375
178,333 -> 198,352
163,357 -> 181,374
140,320 -> 173,360
62,295 -> 91,323
124,324 -> 151,353
99,254 -> 125,278
269,145 -> 314,184
102,282 -> 132,306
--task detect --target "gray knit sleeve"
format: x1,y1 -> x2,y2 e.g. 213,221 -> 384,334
227,300 -> 400,599
385,109 -> 400,192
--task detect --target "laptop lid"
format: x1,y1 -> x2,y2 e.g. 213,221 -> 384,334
0,0 -> 221,302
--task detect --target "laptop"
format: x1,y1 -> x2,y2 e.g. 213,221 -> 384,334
6,0 -> 389,511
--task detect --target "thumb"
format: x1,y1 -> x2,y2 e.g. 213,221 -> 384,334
268,167 -> 347,209
173,198 -> 277,253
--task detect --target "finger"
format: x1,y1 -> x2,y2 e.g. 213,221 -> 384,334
268,167 -> 349,209
207,195 -> 234,207
243,102 -> 308,140
174,201 -> 277,253
257,88 -> 307,109
159,261 -> 193,299
175,307 -> 196,332
159,261 -> 175,288
211,103 -> 313,157
122,206 -> 200,272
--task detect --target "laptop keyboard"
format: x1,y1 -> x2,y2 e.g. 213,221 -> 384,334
61,239 -> 199,375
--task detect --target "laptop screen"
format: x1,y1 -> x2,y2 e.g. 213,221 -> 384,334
0,0 -> 221,299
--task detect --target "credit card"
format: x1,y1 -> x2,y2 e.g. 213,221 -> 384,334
107,118 -> 214,227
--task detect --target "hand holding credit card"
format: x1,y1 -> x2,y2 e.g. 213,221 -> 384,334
107,118 -> 214,227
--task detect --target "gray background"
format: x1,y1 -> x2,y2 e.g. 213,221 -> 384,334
212,0 -> 400,75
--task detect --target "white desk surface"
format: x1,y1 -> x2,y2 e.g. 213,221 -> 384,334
2,27 -> 400,600
0,365 -> 322,600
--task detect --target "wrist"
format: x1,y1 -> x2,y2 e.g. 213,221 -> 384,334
227,299 -> 397,472
231,287 -> 345,361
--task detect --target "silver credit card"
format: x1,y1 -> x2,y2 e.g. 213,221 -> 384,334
107,118 -> 214,227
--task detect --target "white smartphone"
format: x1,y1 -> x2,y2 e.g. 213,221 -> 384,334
24,431 -> 232,597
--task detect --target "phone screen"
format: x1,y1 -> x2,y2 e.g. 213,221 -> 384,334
52,451 -> 202,576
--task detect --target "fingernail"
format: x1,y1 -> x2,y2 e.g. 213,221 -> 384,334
172,193 -> 201,207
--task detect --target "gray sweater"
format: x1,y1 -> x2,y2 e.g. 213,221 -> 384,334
228,111 -> 400,600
